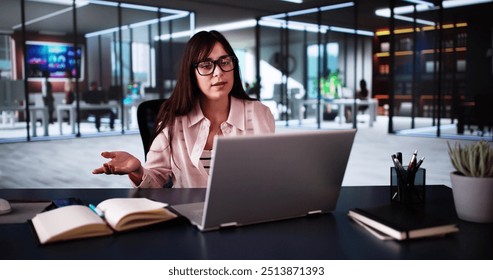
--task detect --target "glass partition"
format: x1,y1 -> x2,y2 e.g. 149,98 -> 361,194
257,3 -> 374,129
0,0 -> 193,142
0,1 -> 25,141
375,0 -> 492,140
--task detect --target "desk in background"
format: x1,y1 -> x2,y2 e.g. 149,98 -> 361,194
56,101 -> 144,134
297,98 -> 377,127
56,103 -> 120,135
332,98 -> 378,126
1,185 -> 492,260
0,105 -> 49,137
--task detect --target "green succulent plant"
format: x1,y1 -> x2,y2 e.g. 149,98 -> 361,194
447,140 -> 493,177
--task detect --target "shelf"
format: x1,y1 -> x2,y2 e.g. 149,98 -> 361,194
372,22 -> 468,117
375,23 -> 467,37
375,47 -> 467,58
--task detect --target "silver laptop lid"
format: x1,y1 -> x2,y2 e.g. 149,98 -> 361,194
199,129 -> 356,231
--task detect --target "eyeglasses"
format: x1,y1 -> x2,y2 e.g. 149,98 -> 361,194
194,55 -> 236,76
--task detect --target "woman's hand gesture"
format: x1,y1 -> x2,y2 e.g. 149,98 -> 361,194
92,151 -> 142,175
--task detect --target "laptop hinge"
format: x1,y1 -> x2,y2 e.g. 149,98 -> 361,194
220,222 -> 238,228
308,210 -> 322,215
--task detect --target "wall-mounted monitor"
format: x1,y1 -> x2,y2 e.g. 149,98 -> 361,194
25,41 -> 83,80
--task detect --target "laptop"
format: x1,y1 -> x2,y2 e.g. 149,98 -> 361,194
171,129 -> 356,231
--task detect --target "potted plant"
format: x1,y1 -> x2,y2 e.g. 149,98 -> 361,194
447,140 -> 493,223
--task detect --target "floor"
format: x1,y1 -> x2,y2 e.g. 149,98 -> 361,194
0,114 -> 484,189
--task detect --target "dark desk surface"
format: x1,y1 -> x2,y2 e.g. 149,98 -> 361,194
1,185 -> 492,260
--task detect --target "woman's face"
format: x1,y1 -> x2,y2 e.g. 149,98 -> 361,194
195,42 -> 234,102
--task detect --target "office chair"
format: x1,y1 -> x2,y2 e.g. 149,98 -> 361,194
474,94 -> 493,137
137,98 -> 166,160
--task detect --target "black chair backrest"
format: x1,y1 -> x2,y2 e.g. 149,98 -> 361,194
137,99 -> 166,159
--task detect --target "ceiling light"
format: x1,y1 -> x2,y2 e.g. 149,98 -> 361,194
28,0 -> 88,5
265,2 -> 354,19
260,1 -> 375,36
375,0 -> 492,26
86,12 -> 190,38
375,4 -> 435,18
394,14 -> 435,26
88,0 -> 117,7
329,26 -> 374,36
443,0 -> 493,8
155,19 -> 257,41
13,6 -> 73,29
120,3 -> 159,12
84,26 -> 126,38
284,8 -> 319,18
259,18 -> 373,36
196,19 -> 257,32
280,0 -> 303,3
376,0 -> 492,17
403,0 -> 434,6
259,19 -> 321,33
319,2 -> 355,11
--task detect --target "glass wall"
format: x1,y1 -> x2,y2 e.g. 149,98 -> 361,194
2,1 -> 490,142
0,35 -> 13,79
307,42 -> 339,99
375,0 -> 493,140
0,0 -> 193,142
256,3 -> 374,128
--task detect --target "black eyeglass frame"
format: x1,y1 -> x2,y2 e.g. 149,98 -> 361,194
193,55 -> 237,76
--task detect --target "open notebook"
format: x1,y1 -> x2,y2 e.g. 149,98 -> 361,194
172,129 -> 356,231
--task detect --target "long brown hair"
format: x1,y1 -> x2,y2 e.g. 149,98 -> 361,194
151,30 -> 254,151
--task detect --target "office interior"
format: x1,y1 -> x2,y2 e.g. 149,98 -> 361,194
0,0 -> 492,144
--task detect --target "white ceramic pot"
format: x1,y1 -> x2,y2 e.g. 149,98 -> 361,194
450,172 -> 493,223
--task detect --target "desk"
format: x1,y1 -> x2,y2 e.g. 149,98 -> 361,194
332,99 -> 377,127
1,185 -> 492,260
0,105 -> 49,137
297,99 -> 377,127
56,103 -> 119,135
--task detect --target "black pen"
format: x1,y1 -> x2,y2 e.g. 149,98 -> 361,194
392,155 -> 406,174
415,156 -> 425,171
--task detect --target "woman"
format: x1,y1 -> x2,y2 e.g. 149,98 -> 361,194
92,30 -> 275,188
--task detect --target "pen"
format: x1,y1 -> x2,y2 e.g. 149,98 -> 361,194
391,153 -> 397,161
391,155 -> 406,174
396,152 -> 403,164
89,204 -> 105,218
391,154 -> 398,168
407,149 -> 418,172
415,156 -> 425,170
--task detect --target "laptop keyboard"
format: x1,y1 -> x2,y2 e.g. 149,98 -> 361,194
189,209 -> 203,223
173,202 -> 204,225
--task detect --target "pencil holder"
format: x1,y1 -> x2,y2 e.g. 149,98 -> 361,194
390,167 -> 426,205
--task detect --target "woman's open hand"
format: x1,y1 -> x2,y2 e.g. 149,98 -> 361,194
92,151 -> 141,175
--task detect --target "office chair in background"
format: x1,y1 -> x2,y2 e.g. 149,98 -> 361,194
474,94 -> 493,137
137,99 -> 166,160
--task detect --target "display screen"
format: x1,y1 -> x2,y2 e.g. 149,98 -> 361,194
25,41 -> 83,79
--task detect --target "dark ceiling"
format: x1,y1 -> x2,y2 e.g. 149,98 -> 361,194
0,0 -> 491,48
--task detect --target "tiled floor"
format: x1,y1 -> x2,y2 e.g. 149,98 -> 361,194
0,115 -> 485,189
